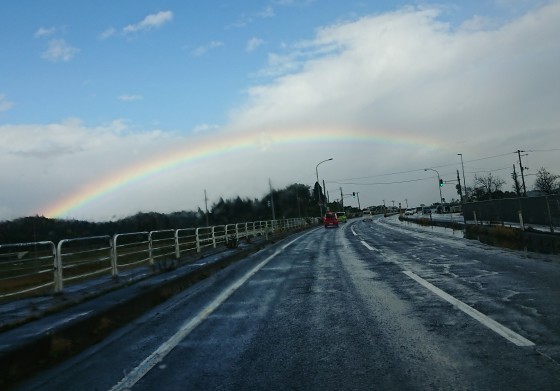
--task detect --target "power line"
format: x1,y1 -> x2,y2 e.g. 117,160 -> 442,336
329,148 -> 557,184
329,177 -> 430,186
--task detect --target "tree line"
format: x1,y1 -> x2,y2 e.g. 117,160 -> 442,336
0,183 -> 325,245
461,166 -> 559,202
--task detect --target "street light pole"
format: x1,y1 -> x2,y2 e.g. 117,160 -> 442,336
315,158 -> 333,217
424,168 -> 444,210
458,153 -> 467,202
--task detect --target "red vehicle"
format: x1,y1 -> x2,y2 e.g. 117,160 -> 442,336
323,211 -> 339,228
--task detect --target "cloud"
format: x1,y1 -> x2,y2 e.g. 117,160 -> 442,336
232,3 -> 560,140
226,5 -> 277,29
191,41 -> 224,56
99,27 -> 116,40
256,6 -> 275,18
192,123 -> 220,133
34,27 -> 56,38
118,94 -> 143,102
41,39 -> 79,62
0,94 -> 13,112
246,37 -> 265,52
123,10 -> 173,34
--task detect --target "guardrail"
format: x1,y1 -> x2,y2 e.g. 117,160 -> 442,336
0,218 -> 311,302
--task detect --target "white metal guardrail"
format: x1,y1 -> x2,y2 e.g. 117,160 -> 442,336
0,241 -> 57,299
0,218 -> 311,301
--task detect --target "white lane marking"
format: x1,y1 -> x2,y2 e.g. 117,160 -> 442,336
360,240 -> 379,252
110,236 -> 304,390
351,225 -> 358,236
403,270 -> 535,347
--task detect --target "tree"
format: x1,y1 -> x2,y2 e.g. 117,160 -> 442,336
473,173 -> 506,200
534,167 -> 559,194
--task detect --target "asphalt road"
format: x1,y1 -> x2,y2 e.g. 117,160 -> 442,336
17,216 -> 560,390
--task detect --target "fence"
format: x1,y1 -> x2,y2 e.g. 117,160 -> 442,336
462,194 -> 560,232
0,218 -> 310,302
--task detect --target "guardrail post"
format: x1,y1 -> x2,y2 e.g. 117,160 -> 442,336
148,231 -> 155,264
174,229 -> 180,258
111,235 -> 119,277
196,228 -> 202,253
54,240 -> 65,293
211,226 -> 217,248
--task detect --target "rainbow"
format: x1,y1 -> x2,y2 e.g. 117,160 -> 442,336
41,126 -> 443,219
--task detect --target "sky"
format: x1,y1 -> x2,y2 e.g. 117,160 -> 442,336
0,0 -> 559,222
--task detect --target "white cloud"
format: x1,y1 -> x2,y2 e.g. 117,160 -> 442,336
123,10 -> 173,34
41,39 -> 79,62
226,5 -> 277,29
459,15 -> 493,31
192,123 -> 220,133
34,27 -> 56,38
246,37 -> 265,52
0,94 -> 13,112
233,3 -> 560,140
99,27 -> 116,40
191,41 -> 224,56
256,6 -> 275,18
118,94 -> 143,102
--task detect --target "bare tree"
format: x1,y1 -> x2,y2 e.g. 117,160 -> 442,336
534,167 -> 559,194
473,173 -> 506,199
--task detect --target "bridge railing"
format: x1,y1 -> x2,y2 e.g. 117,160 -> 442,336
0,241 -> 56,299
0,218 -> 311,301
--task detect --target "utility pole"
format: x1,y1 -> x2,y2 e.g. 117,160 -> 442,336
458,153 -> 467,201
512,164 -> 521,197
340,187 -> 344,210
323,180 -> 328,210
456,169 -> 463,203
516,150 -> 528,197
204,189 -> 209,227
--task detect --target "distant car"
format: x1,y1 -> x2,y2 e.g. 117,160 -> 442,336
404,208 -> 415,215
324,212 -> 339,228
362,209 -> 373,221
335,211 -> 347,223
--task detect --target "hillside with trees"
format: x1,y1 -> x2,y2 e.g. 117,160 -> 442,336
0,183 -> 323,244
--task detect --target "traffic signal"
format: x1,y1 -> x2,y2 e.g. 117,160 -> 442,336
439,179 -> 444,187
353,192 -> 356,197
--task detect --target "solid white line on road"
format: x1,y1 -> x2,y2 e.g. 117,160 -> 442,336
110,235 -> 304,391
351,225 -> 358,236
403,270 -> 535,347
361,240 -> 379,252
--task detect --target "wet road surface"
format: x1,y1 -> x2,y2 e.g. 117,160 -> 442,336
17,216 -> 560,390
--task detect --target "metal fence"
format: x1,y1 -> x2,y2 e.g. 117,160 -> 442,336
0,218 -> 310,301
462,195 -> 560,232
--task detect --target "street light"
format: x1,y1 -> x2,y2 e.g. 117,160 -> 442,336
458,153 -> 467,202
316,158 -> 333,217
424,168 -> 444,211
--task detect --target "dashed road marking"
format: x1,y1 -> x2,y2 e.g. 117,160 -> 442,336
403,270 -> 535,347
360,240 -> 379,252
358,237 -> 534,347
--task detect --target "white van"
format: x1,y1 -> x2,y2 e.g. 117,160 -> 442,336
362,209 -> 373,221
